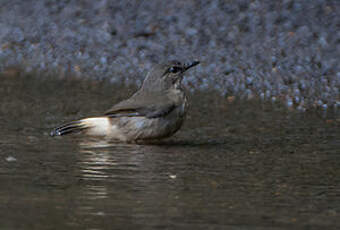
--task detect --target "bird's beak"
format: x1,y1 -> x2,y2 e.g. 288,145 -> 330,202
183,61 -> 200,71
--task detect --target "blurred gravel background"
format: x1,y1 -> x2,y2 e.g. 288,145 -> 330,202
0,0 -> 339,111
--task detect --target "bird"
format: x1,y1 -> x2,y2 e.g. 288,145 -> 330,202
50,60 -> 200,142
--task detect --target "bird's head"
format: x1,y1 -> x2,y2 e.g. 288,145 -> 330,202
141,60 -> 200,92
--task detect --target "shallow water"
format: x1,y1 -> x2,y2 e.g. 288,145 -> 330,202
0,73 -> 339,229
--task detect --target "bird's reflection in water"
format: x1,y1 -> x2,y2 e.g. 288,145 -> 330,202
75,138 -> 151,216
77,138 -> 147,180
82,185 -> 109,200
79,139 -> 118,149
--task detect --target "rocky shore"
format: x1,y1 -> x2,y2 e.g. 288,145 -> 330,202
0,0 -> 339,110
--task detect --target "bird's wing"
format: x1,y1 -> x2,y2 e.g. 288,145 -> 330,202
104,94 -> 175,119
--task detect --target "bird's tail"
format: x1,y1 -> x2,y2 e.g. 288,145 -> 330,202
50,117 -> 111,137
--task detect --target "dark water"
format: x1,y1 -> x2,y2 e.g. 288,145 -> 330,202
0,73 -> 339,230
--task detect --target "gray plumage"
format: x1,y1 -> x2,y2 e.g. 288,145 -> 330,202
51,61 -> 199,142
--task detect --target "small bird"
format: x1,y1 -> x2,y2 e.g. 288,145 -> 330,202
50,60 -> 199,142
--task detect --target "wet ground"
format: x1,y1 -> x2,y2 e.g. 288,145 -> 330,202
0,73 -> 339,229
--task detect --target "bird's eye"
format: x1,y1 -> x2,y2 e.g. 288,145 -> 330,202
169,66 -> 181,73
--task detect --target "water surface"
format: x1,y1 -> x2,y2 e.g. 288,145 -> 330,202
0,73 -> 339,229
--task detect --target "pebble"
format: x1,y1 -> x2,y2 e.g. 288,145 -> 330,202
5,156 -> 17,162
169,174 -> 177,179
0,1 -> 339,111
